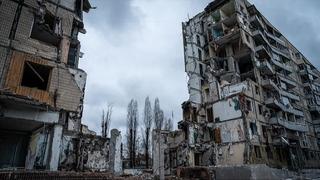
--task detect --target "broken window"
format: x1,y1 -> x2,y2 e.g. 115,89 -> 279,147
31,11 -> 61,46
246,100 -> 252,111
262,125 -> 267,138
21,61 -> 51,90
254,146 -> 261,158
67,44 -> 79,68
206,107 -> 213,122
250,122 -> 258,135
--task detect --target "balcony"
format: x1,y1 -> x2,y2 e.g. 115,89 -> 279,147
299,68 -> 319,79
261,79 -> 280,92
280,90 -> 300,101
252,30 -> 269,45
265,97 -> 304,116
265,97 -> 283,109
309,104 -> 320,112
265,32 -> 286,47
255,45 -> 271,59
278,74 -> 297,89
249,15 -> 264,29
214,28 -> 241,46
271,46 -> 290,60
258,60 -> 274,75
270,117 -> 308,132
270,59 -> 293,73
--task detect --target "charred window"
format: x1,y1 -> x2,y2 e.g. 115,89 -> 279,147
31,11 -> 61,46
21,61 -> 51,90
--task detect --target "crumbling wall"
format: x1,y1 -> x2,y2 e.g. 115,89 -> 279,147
60,135 -> 110,172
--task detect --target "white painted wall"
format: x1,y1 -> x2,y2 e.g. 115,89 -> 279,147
213,96 -> 242,121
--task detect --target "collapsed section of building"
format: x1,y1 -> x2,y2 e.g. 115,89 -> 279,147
153,0 -> 320,178
0,0 -> 122,173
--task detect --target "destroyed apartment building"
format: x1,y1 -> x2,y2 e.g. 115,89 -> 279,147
0,0 -> 121,173
153,0 -> 320,177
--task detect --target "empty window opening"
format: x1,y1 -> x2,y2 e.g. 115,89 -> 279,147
217,59 -> 229,71
199,63 -> 203,75
254,146 -> 261,158
67,44 -> 79,68
21,62 -> 51,90
250,122 -> 258,135
207,107 -> 213,122
255,85 -> 260,95
262,125 -> 267,138
266,146 -> 273,159
31,11 -> 61,46
238,55 -> 254,74
198,49 -> 202,61
258,104 -> 263,115
196,35 -> 201,46
194,153 -> 202,166
246,100 -> 252,111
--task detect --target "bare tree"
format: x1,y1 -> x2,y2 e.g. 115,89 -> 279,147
154,98 -> 164,130
164,116 -> 173,131
142,96 -> 153,168
126,99 -> 139,168
101,104 -> 113,138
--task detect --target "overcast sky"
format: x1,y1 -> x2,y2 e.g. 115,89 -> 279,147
79,0 -> 320,135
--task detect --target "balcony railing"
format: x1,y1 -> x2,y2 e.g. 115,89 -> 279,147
265,97 -> 304,116
258,60 -> 275,75
270,59 -> 293,73
270,116 -> 308,132
261,79 -> 280,92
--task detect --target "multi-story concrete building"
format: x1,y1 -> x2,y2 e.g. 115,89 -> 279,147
153,0 -> 320,177
0,0 -> 111,171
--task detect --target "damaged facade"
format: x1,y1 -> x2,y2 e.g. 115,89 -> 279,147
0,0 -> 122,173
153,0 -> 320,177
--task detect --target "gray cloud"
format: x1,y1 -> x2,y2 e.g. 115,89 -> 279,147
250,0 -> 320,68
79,0 -> 320,134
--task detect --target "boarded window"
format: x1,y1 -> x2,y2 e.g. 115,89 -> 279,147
214,128 -> 221,144
21,62 -> 51,90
